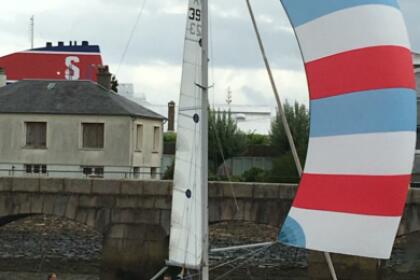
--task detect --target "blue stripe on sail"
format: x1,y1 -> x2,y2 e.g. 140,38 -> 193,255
280,0 -> 400,27
309,88 -> 416,138
279,216 -> 306,248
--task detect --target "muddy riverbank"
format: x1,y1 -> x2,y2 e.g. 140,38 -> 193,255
0,216 -> 419,279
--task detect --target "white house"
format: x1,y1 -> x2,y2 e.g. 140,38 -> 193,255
0,79 -> 165,179
212,105 -> 274,135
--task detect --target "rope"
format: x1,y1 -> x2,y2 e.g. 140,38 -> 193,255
180,243 -> 274,279
37,214 -> 47,272
209,112 -> 240,212
206,3 -> 239,212
213,244 -> 274,280
116,0 -> 148,75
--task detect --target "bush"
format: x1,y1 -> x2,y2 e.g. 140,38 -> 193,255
162,160 -> 174,180
241,167 -> 267,182
267,151 -> 301,183
164,132 -> 177,143
246,133 -> 270,145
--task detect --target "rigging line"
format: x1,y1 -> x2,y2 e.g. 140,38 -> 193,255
209,2 -> 216,107
116,0 -> 148,75
209,112 -> 239,211
213,243 -> 274,280
184,243 -> 273,279
37,214 -> 47,272
209,243 -> 275,271
207,5 -> 239,210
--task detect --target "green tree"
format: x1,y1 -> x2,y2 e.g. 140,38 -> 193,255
270,100 -> 309,162
208,109 -> 246,171
269,101 -> 309,182
246,133 -> 270,145
164,131 -> 177,143
111,75 -> 119,92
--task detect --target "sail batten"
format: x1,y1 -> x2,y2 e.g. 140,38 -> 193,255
279,0 -> 416,259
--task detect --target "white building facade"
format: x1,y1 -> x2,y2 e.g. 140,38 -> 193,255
0,80 -> 164,179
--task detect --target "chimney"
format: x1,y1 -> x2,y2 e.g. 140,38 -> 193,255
46,42 -> 52,48
58,41 -> 64,47
0,68 -> 6,87
96,65 -> 112,90
168,101 -> 175,131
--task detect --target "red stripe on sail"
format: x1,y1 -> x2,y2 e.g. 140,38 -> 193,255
305,46 -> 416,100
293,173 -> 410,216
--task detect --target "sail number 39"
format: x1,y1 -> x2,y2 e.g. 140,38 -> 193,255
188,8 -> 202,36
189,8 -> 201,21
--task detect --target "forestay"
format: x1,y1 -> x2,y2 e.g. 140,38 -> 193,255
168,0 -> 205,269
279,0 -> 417,259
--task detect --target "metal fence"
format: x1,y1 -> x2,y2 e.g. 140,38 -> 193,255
0,168 -> 163,180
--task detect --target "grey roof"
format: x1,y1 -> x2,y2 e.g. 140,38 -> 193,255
416,71 -> 420,96
0,80 -> 165,119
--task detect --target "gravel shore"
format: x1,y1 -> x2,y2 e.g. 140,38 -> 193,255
0,216 -> 419,279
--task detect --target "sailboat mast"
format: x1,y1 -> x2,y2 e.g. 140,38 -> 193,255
200,0 -> 209,279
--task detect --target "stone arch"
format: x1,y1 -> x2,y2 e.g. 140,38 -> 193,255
0,213 -> 36,227
0,190 -> 113,235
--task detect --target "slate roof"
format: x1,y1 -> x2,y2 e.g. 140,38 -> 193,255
0,80 -> 165,119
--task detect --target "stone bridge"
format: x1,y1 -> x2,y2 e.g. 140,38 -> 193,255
0,177 -> 419,280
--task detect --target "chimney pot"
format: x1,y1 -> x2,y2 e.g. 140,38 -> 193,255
168,101 -> 175,131
96,65 -> 112,90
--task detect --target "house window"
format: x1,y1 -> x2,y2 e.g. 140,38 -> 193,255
136,124 -> 143,151
133,167 -> 140,179
153,126 -> 160,152
82,123 -> 104,149
82,166 -> 104,177
151,167 -> 157,179
25,122 -> 47,148
25,164 -> 47,174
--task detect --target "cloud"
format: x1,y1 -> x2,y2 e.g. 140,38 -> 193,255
117,62 -> 308,109
0,0 -> 418,110
399,0 -> 420,53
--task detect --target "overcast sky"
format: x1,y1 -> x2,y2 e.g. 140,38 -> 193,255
1,0 -> 419,107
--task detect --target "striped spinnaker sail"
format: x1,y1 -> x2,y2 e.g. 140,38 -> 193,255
278,0 -> 417,259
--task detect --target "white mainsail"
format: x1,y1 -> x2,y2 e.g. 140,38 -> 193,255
168,0 -> 208,271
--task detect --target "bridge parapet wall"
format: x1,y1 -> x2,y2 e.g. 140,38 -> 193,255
1,177 -> 420,280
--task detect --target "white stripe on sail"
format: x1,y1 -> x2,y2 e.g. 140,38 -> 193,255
169,0 -> 204,268
296,4 -> 410,62
304,131 -> 416,175
289,207 -> 401,259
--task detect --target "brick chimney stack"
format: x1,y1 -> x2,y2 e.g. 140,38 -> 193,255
168,101 -> 175,131
97,65 -> 112,90
0,68 -> 6,87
